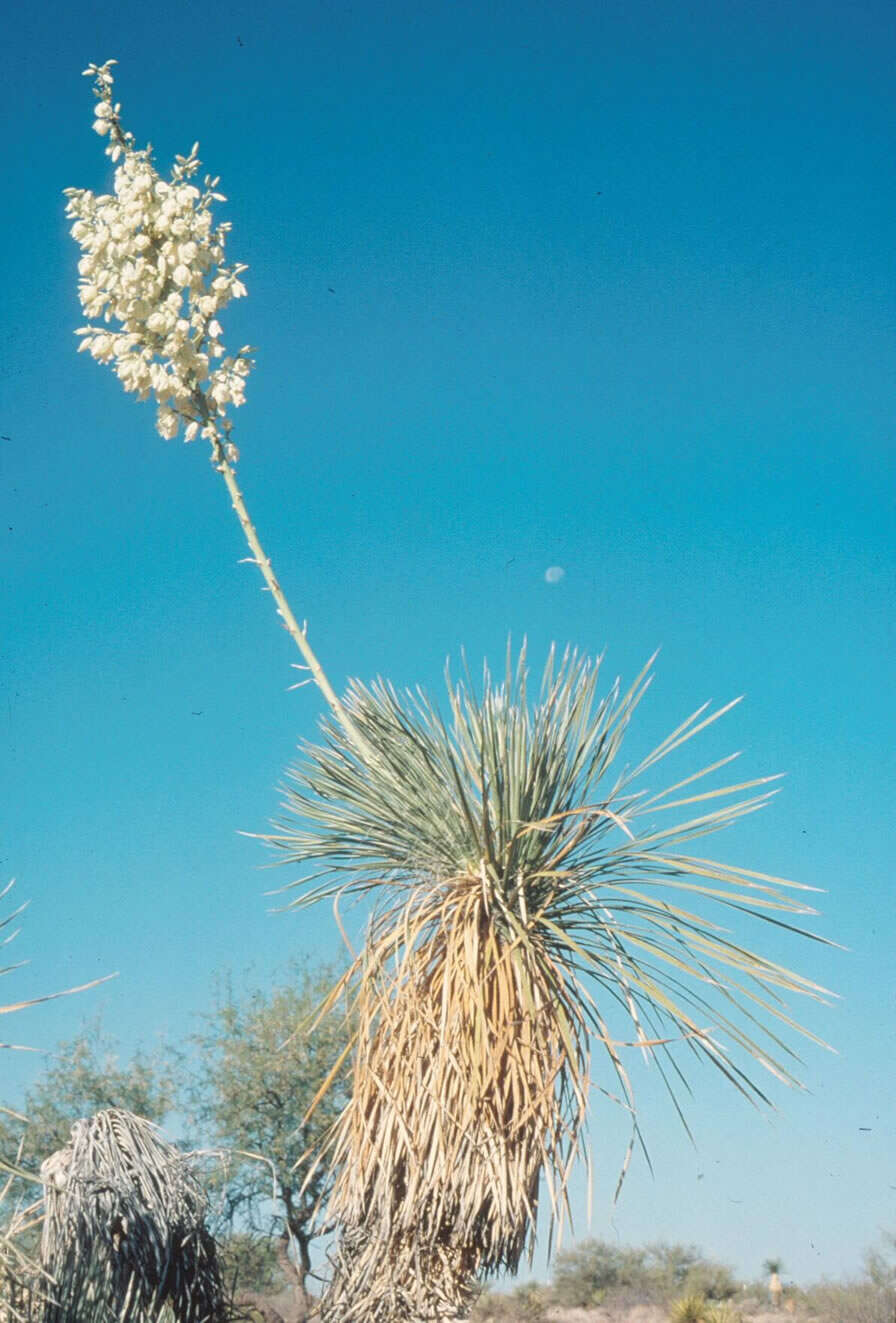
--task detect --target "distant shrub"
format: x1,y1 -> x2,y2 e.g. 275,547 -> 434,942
551,1239 -> 736,1309
552,1238 -> 646,1307
802,1280 -> 894,1323
682,1260 -> 738,1302
217,1233 -> 285,1296
864,1234 -> 896,1293
471,1283 -> 548,1323
645,1244 -> 704,1288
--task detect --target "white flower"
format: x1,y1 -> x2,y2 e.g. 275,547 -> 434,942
68,61 -> 254,454
157,406 -> 179,439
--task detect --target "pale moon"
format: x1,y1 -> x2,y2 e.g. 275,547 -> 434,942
544,566 -> 565,585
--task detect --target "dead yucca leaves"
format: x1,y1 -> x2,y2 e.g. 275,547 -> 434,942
324,883 -> 585,1266
1,1160 -> 43,1323
268,645 -> 833,1318
312,884 -> 586,1322
40,1109 -> 225,1323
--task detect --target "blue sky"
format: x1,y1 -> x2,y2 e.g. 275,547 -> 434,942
2,0 -> 894,1288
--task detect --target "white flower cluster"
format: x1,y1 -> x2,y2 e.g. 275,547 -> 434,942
64,61 -> 253,462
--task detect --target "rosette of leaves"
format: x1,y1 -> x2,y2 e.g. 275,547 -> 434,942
268,646 -> 832,1320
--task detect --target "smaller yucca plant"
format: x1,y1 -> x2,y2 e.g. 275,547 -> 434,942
670,1295 -> 711,1323
268,645 -> 832,1320
40,1109 -> 225,1323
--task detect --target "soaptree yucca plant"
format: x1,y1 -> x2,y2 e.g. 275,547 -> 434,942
67,65 -> 832,1323
266,646 -> 832,1322
39,1109 -> 226,1323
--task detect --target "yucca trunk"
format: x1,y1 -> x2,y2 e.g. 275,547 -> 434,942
316,880 -> 587,1318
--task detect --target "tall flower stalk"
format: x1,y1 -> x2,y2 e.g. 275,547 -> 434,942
65,62 -> 365,753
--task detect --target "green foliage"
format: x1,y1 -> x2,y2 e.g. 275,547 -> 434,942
552,1239 -> 737,1310
685,1260 -> 739,1302
215,1232 -> 286,1297
647,1243 -> 705,1291
271,647 -> 829,1107
187,963 -> 353,1294
471,1283 -> 548,1323
643,1243 -> 736,1301
552,1238 -> 645,1306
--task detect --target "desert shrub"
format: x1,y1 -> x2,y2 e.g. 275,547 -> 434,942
645,1244 -> 705,1294
217,1233 -> 285,1296
471,1282 -> 548,1323
552,1239 -> 650,1306
802,1280 -> 895,1323
735,1283 -> 772,1313
552,1240 -> 737,1309
682,1260 -> 738,1302
864,1234 -> 896,1293
642,1244 -> 736,1303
